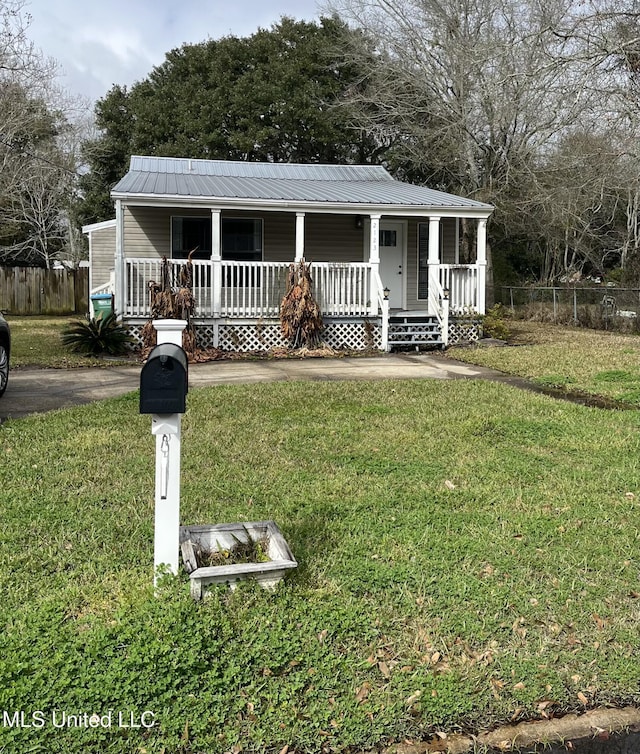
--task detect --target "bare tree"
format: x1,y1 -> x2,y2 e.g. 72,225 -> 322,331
327,0 -> 635,283
0,0 -> 88,267
330,0 -> 597,192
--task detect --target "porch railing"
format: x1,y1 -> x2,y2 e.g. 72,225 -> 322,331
312,262 -> 374,316
90,270 -> 115,298
220,261 -> 290,317
124,259 -> 377,319
438,264 -> 479,314
123,258 -> 479,321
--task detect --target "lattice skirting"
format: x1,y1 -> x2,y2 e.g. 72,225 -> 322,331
126,324 -> 145,349
448,319 -> 481,344
126,318 -> 476,351
216,323 -> 286,351
125,319 -> 382,352
215,320 -> 381,351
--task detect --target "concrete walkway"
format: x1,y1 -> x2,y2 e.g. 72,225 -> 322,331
0,352 -> 510,421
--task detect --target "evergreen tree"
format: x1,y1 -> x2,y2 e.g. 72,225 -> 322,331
79,17 -> 375,224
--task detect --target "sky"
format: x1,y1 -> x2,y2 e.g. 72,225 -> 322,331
24,0 -> 323,105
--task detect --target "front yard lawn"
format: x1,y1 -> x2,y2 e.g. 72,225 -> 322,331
448,321 -> 640,406
1,379 -> 640,753
7,315 -> 134,368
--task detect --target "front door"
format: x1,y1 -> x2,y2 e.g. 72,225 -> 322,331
378,222 -> 405,309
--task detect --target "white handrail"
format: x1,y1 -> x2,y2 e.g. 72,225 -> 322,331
90,281 -> 112,296
371,267 -> 389,351
428,275 -> 449,347
91,270 -> 115,297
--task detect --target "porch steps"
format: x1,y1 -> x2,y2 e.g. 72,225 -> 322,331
388,313 -> 443,349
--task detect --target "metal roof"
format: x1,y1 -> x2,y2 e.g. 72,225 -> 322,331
111,156 -> 493,211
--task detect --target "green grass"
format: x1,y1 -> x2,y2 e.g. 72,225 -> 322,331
7,316 -> 136,368
2,379 -> 640,753
448,321 -> 640,405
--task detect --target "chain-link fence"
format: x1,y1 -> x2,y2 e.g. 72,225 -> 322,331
499,286 -> 640,331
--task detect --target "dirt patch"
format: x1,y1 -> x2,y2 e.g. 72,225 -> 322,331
520,382 -> 636,410
384,706 -> 640,753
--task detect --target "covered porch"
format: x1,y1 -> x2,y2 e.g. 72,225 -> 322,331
114,209 -> 488,316
92,156 -> 494,351
117,252 -> 484,351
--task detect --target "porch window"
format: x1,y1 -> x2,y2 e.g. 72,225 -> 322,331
170,217 -> 263,261
171,217 -> 211,259
222,218 -> 263,262
222,218 -> 263,287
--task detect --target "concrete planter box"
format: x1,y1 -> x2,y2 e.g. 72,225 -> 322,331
179,520 -> 297,599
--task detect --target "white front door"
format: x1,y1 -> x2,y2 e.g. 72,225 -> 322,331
378,222 -> 405,309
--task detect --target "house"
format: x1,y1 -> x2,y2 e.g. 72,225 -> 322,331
83,156 -> 494,351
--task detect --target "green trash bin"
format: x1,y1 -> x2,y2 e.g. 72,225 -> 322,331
90,293 -> 113,319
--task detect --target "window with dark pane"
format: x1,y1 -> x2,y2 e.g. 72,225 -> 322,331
171,217 -> 211,259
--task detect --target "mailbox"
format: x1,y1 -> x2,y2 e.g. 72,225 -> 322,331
140,343 -> 188,415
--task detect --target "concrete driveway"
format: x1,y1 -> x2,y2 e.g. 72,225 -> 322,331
0,352 -> 510,422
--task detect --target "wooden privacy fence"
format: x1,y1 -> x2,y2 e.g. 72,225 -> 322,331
0,266 -> 89,315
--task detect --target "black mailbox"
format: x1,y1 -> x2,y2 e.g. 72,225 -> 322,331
140,343 -> 188,414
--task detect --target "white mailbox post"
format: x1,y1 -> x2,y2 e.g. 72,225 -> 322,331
139,319 -> 188,587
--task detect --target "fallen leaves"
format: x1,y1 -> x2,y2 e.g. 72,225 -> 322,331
355,681 -> 372,704
378,660 -> 391,679
512,617 -> 527,639
537,699 -> 560,719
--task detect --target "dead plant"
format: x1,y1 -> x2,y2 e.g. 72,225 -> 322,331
280,258 -> 324,349
142,250 -> 198,359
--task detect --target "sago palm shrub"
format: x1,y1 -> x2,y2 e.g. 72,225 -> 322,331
61,313 -> 133,356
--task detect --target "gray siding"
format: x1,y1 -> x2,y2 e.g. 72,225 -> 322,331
442,218 -> 458,264
263,212 -> 294,261
305,214 -> 366,262
126,206 -> 176,257
89,224 -> 116,290
122,208 -> 368,262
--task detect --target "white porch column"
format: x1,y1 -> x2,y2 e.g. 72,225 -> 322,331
369,214 -> 381,317
476,218 -> 487,314
295,213 -> 305,262
369,214 -> 381,264
211,209 -> 222,317
428,216 -> 441,313
114,199 -> 124,317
